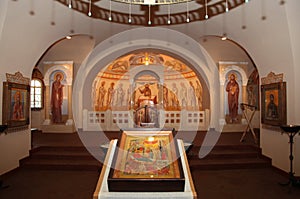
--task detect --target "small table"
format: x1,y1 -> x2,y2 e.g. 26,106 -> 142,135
279,125 -> 300,188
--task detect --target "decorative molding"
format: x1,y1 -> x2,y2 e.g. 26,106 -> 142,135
44,61 -> 73,86
55,0 -> 246,26
6,71 -> 30,85
32,67 -> 44,80
261,72 -> 283,85
218,62 -> 248,86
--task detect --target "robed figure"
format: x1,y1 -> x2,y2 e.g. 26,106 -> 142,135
139,84 -> 151,98
106,82 -> 115,109
98,81 -> 106,109
12,91 -> 24,120
226,74 -> 239,123
51,73 -> 64,123
267,94 -> 278,119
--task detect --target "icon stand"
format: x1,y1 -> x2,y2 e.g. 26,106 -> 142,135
240,103 -> 257,143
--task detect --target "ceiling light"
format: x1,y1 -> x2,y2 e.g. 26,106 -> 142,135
221,33 -> 227,41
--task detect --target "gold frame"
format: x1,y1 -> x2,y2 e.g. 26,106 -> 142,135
261,82 -> 287,126
2,82 -> 30,129
108,129 -> 185,192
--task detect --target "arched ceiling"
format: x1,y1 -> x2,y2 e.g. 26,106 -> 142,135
199,35 -> 256,74
37,34 -> 255,80
97,52 -> 197,80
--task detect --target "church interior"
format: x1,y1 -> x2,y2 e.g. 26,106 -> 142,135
0,0 -> 300,198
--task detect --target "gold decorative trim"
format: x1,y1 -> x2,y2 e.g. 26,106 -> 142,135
6,71 -> 30,85
261,72 -> 283,85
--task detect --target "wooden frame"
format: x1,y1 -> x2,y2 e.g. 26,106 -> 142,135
261,82 -> 286,126
108,129 -> 185,192
2,82 -> 30,129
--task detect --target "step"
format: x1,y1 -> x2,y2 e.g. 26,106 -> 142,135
188,157 -> 271,170
29,149 -> 102,160
20,157 -> 102,171
185,144 -> 271,170
20,146 -> 104,171
187,145 -> 261,159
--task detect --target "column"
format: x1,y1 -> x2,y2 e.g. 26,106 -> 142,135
66,85 -> 73,125
43,85 -> 51,125
219,85 -> 226,125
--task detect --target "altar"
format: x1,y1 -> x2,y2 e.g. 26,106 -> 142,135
93,135 -> 197,199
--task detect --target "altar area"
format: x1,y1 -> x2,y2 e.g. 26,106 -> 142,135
93,131 -> 197,199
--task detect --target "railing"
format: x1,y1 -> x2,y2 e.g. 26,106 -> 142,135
83,109 -> 209,131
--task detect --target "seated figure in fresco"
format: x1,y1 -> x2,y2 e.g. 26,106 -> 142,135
137,84 -> 157,107
139,84 -> 151,98
135,83 -> 158,127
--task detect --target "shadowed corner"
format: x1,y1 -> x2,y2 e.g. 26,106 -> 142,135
0,179 -> 9,190
198,128 -> 221,159
0,125 -> 8,134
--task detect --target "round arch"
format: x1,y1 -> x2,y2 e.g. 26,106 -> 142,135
73,27 -> 221,131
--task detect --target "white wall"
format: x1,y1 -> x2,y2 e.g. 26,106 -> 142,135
0,1 -> 96,174
231,0 -> 300,175
0,129 -> 30,174
284,0 -> 300,174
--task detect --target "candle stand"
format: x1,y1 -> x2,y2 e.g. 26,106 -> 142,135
279,125 -> 300,188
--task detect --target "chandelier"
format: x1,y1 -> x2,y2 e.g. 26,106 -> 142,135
56,0 -> 248,26
112,0 -> 192,5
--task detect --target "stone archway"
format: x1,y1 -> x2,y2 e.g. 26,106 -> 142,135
73,27 -> 221,131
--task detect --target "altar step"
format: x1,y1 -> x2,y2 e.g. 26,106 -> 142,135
187,145 -> 272,170
20,146 -> 103,171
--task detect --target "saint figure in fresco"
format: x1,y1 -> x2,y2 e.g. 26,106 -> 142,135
12,91 -> 24,120
163,84 -> 168,108
116,83 -> 124,106
195,80 -> 203,110
226,73 -> 239,123
188,81 -> 196,109
139,84 -> 151,98
179,82 -> 187,108
98,81 -> 106,109
106,82 -> 115,109
267,94 -> 278,119
170,83 -> 179,109
51,73 -> 64,123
